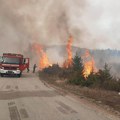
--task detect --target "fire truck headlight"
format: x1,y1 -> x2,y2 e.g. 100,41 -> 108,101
1,67 -> 4,69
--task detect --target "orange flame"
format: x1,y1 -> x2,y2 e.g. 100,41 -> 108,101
63,36 -> 73,68
83,49 -> 97,78
32,43 -> 51,70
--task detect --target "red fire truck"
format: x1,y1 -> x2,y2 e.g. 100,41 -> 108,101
0,53 -> 29,77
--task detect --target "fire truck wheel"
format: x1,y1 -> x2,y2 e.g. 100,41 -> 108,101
1,74 -> 4,77
17,73 -> 22,78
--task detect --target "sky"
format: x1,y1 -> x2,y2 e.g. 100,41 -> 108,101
0,0 -> 120,55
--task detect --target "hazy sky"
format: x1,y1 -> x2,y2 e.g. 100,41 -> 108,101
0,0 -> 120,54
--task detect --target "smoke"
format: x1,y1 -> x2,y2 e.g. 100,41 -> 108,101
0,0 -> 70,55
80,0 -> 120,49
0,0 -> 120,70
46,47 -> 65,65
0,0 -> 120,51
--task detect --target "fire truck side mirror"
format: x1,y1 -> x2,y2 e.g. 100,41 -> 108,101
0,56 -> 3,63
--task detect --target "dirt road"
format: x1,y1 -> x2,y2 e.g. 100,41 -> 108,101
0,72 -> 119,120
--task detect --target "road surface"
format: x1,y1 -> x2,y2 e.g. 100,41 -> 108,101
0,72 -> 119,120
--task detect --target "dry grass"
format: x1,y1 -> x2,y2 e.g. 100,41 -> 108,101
64,85 -> 120,111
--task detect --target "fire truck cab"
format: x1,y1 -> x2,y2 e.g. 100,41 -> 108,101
0,53 -> 29,77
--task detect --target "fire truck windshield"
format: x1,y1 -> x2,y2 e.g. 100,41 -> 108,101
3,57 -> 20,64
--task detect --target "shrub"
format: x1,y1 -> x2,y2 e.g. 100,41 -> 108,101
84,72 -> 98,87
43,64 -> 62,76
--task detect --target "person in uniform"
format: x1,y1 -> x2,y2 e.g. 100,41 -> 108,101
33,64 -> 37,73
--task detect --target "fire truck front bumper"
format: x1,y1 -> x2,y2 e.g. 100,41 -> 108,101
0,69 -> 21,75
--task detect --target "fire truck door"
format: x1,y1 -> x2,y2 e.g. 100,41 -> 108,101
22,58 -> 29,71
25,58 -> 29,63
24,58 -> 29,67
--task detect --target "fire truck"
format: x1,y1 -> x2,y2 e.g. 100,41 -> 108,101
0,53 -> 29,77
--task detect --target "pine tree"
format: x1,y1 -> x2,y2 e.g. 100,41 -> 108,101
72,54 -> 84,73
69,53 -> 85,85
97,63 -> 113,86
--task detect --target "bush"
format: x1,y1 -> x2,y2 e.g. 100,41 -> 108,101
68,72 -> 85,85
43,64 -> 62,76
103,79 -> 120,92
83,72 -> 98,87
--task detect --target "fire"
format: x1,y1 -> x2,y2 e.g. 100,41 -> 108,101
63,36 -> 73,68
32,43 -> 51,70
82,49 -> 97,78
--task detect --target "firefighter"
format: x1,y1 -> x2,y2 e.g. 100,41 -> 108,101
27,67 -> 30,73
33,64 -> 37,73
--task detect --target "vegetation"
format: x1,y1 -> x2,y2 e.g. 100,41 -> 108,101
39,54 -> 120,92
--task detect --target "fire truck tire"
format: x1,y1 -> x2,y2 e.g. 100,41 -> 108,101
1,74 -> 4,77
18,73 -> 22,78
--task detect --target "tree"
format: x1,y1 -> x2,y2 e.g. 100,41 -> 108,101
68,54 -> 85,85
97,63 -> 113,86
72,53 -> 84,73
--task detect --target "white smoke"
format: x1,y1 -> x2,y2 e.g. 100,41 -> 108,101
79,0 -> 120,49
0,0 -> 120,53
0,0 -> 120,63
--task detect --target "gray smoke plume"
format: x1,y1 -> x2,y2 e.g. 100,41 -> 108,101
1,0 -> 120,52
0,0 -> 120,72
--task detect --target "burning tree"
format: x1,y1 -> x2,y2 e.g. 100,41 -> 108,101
63,36 -> 73,68
82,49 -> 97,78
32,43 -> 52,70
